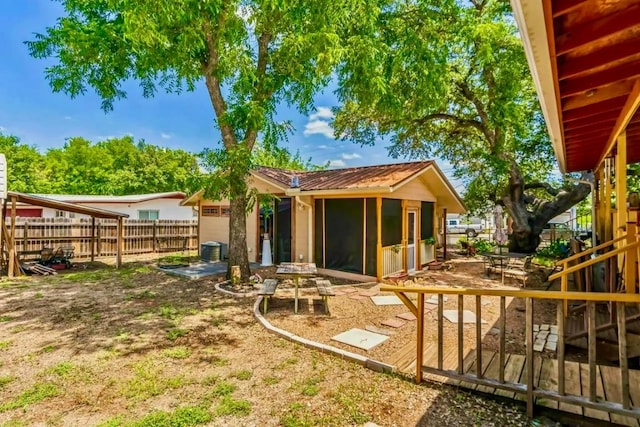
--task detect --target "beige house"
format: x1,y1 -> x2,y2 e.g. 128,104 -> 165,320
182,161 -> 465,280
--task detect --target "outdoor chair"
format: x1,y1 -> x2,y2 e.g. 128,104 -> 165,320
501,255 -> 533,287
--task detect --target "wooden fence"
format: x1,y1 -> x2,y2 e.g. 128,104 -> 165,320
7,218 -> 198,259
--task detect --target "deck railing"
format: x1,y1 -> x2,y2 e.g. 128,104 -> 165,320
381,245 -> 403,277
380,284 -> 640,421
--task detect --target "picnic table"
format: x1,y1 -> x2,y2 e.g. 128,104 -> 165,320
275,262 -> 317,314
479,251 -> 531,285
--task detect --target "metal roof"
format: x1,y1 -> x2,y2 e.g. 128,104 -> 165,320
254,161 -> 435,191
6,192 -> 129,219
29,192 -> 185,204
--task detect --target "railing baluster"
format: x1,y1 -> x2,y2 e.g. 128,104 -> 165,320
587,301 -> 597,402
526,297 -> 534,418
416,292 -> 425,384
499,296 -> 506,383
476,295 -> 482,379
561,274 -> 568,314
458,294 -> 464,374
617,302 -> 630,409
438,293 -> 443,370
557,300 -> 565,396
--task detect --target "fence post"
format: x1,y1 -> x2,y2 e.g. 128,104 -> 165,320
152,220 -> 158,252
96,221 -> 101,257
23,221 -> 28,252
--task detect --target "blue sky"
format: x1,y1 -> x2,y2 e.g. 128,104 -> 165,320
0,2 -> 459,187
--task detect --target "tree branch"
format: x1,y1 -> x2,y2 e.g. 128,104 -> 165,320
524,181 -> 560,196
201,14 -> 237,149
412,113 -> 485,133
245,31 -> 272,151
457,80 -> 496,145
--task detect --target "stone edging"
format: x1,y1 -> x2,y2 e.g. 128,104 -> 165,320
252,296 -> 395,374
213,281 -> 259,297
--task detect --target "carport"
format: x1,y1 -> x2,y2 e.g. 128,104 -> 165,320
1,191 -> 129,277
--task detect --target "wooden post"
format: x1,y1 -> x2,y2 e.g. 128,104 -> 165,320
443,208 -> 447,260
604,158 -> 612,242
457,294 -> 463,374
23,221 -> 28,252
476,295 -> 483,379
116,218 -> 124,268
401,200 -> 407,272
152,220 -> 157,253
626,221 -> 637,293
438,293 -> 443,370
90,217 -> 96,262
96,221 -> 101,257
588,301 -> 597,402
416,205 -> 421,268
376,197 -> 382,280
416,292 -> 425,384
557,300 -> 565,396
0,198 -> 6,269
526,297 -> 534,418
616,133 -> 627,274
499,296 -> 506,383
617,303 -> 630,409
8,196 -> 17,277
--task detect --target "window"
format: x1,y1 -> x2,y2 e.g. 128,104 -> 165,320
448,219 -> 457,226
202,205 -> 230,217
202,206 -> 220,216
55,210 -> 75,219
138,210 -> 159,220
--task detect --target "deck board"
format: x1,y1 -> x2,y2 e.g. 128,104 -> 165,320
536,358 -> 559,410
600,365 -> 640,427
579,363 -> 610,422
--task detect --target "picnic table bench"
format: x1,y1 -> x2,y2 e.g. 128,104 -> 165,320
315,279 -> 335,314
258,279 -> 279,313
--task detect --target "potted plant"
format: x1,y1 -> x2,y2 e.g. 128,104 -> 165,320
425,236 -> 436,246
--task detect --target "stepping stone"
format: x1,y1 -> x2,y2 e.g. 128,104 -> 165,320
426,296 -> 448,305
545,341 -> 557,351
442,310 -> 488,324
340,288 -> 359,294
349,294 -> 368,301
365,325 -> 396,336
370,295 -> 404,306
547,334 -> 558,343
540,324 -> 550,331
396,312 -> 417,321
489,327 -> 501,335
381,318 -> 406,328
550,325 -> 558,334
359,290 -> 379,297
534,340 -> 545,352
424,304 -> 437,313
332,290 -> 346,296
533,324 -> 540,332
331,328 -> 389,351
538,330 -> 550,339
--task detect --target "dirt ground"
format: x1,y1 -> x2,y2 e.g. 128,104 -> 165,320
0,254 -> 541,427
267,255 -> 567,365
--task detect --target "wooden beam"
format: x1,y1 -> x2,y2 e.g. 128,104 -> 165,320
559,37 -> 640,81
376,197 -> 382,280
91,217 -> 96,262
416,292 -> 425,384
442,208 -> 447,260
615,133 -> 627,257
555,5 -> 640,56
597,79 -> 640,167
562,80 -> 635,111
116,217 -> 124,268
564,110 -> 619,131
8,196 -> 16,277
552,0 -> 588,17
565,127 -> 611,140
560,60 -> 640,98
563,96 -> 626,122
402,199 -> 407,273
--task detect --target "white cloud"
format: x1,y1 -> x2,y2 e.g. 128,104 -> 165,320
0,126 -> 5,132
318,144 -> 329,149
64,116 -> 72,120
161,132 -> 172,140
327,159 -> 346,168
303,120 -> 334,138
341,153 -> 361,160
309,107 -> 334,121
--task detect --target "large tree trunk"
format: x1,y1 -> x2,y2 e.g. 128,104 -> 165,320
502,164 -> 592,253
228,191 -> 252,281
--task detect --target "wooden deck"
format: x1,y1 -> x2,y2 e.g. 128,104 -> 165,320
387,341 -> 640,426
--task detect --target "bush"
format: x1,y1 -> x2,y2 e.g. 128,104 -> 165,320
537,239 -> 570,260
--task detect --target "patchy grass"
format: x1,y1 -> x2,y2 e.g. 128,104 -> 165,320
166,328 -> 188,341
0,382 -> 60,412
45,361 -> 75,378
0,340 -> 12,351
263,376 -> 280,385
122,359 -> 187,401
298,375 -> 323,397
229,370 -> 252,381
162,347 -> 191,359
214,396 -> 251,417
0,375 -> 16,389
209,380 -> 235,398
97,405 -> 211,427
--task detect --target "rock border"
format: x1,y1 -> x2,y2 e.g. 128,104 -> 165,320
252,295 -> 395,374
214,280 -> 259,297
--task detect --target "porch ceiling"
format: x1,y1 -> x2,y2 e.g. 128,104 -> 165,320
516,0 -> 640,172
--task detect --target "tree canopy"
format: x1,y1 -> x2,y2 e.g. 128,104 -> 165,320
334,0 -> 590,251
27,0 -> 377,278
0,133 -> 201,195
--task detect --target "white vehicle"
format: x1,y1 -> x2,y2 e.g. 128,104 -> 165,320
446,219 -> 483,235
